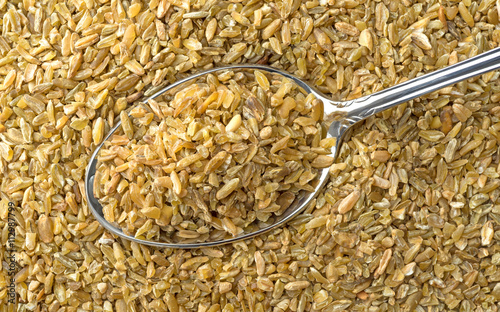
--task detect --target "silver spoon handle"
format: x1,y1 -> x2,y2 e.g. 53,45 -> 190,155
341,47 -> 500,123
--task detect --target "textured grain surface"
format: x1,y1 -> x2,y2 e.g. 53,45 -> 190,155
0,0 -> 499,311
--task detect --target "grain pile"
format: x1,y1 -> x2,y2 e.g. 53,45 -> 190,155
94,71 -> 331,242
1,0 -> 499,311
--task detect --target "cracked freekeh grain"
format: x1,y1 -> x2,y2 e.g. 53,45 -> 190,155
0,0 -> 499,311
94,72 -> 329,242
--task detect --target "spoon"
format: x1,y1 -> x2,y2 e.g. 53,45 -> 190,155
85,47 -> 500,248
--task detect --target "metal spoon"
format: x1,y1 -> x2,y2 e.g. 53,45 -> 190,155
85,47 -> 500,248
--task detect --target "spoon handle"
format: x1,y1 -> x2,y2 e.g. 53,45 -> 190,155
342,47 -> 500,124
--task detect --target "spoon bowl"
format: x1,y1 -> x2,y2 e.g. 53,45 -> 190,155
85,47 -> 500,248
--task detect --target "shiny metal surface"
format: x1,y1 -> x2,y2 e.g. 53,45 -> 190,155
85,48 -> 500,248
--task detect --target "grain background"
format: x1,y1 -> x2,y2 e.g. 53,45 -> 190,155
0,0 -> 499,311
